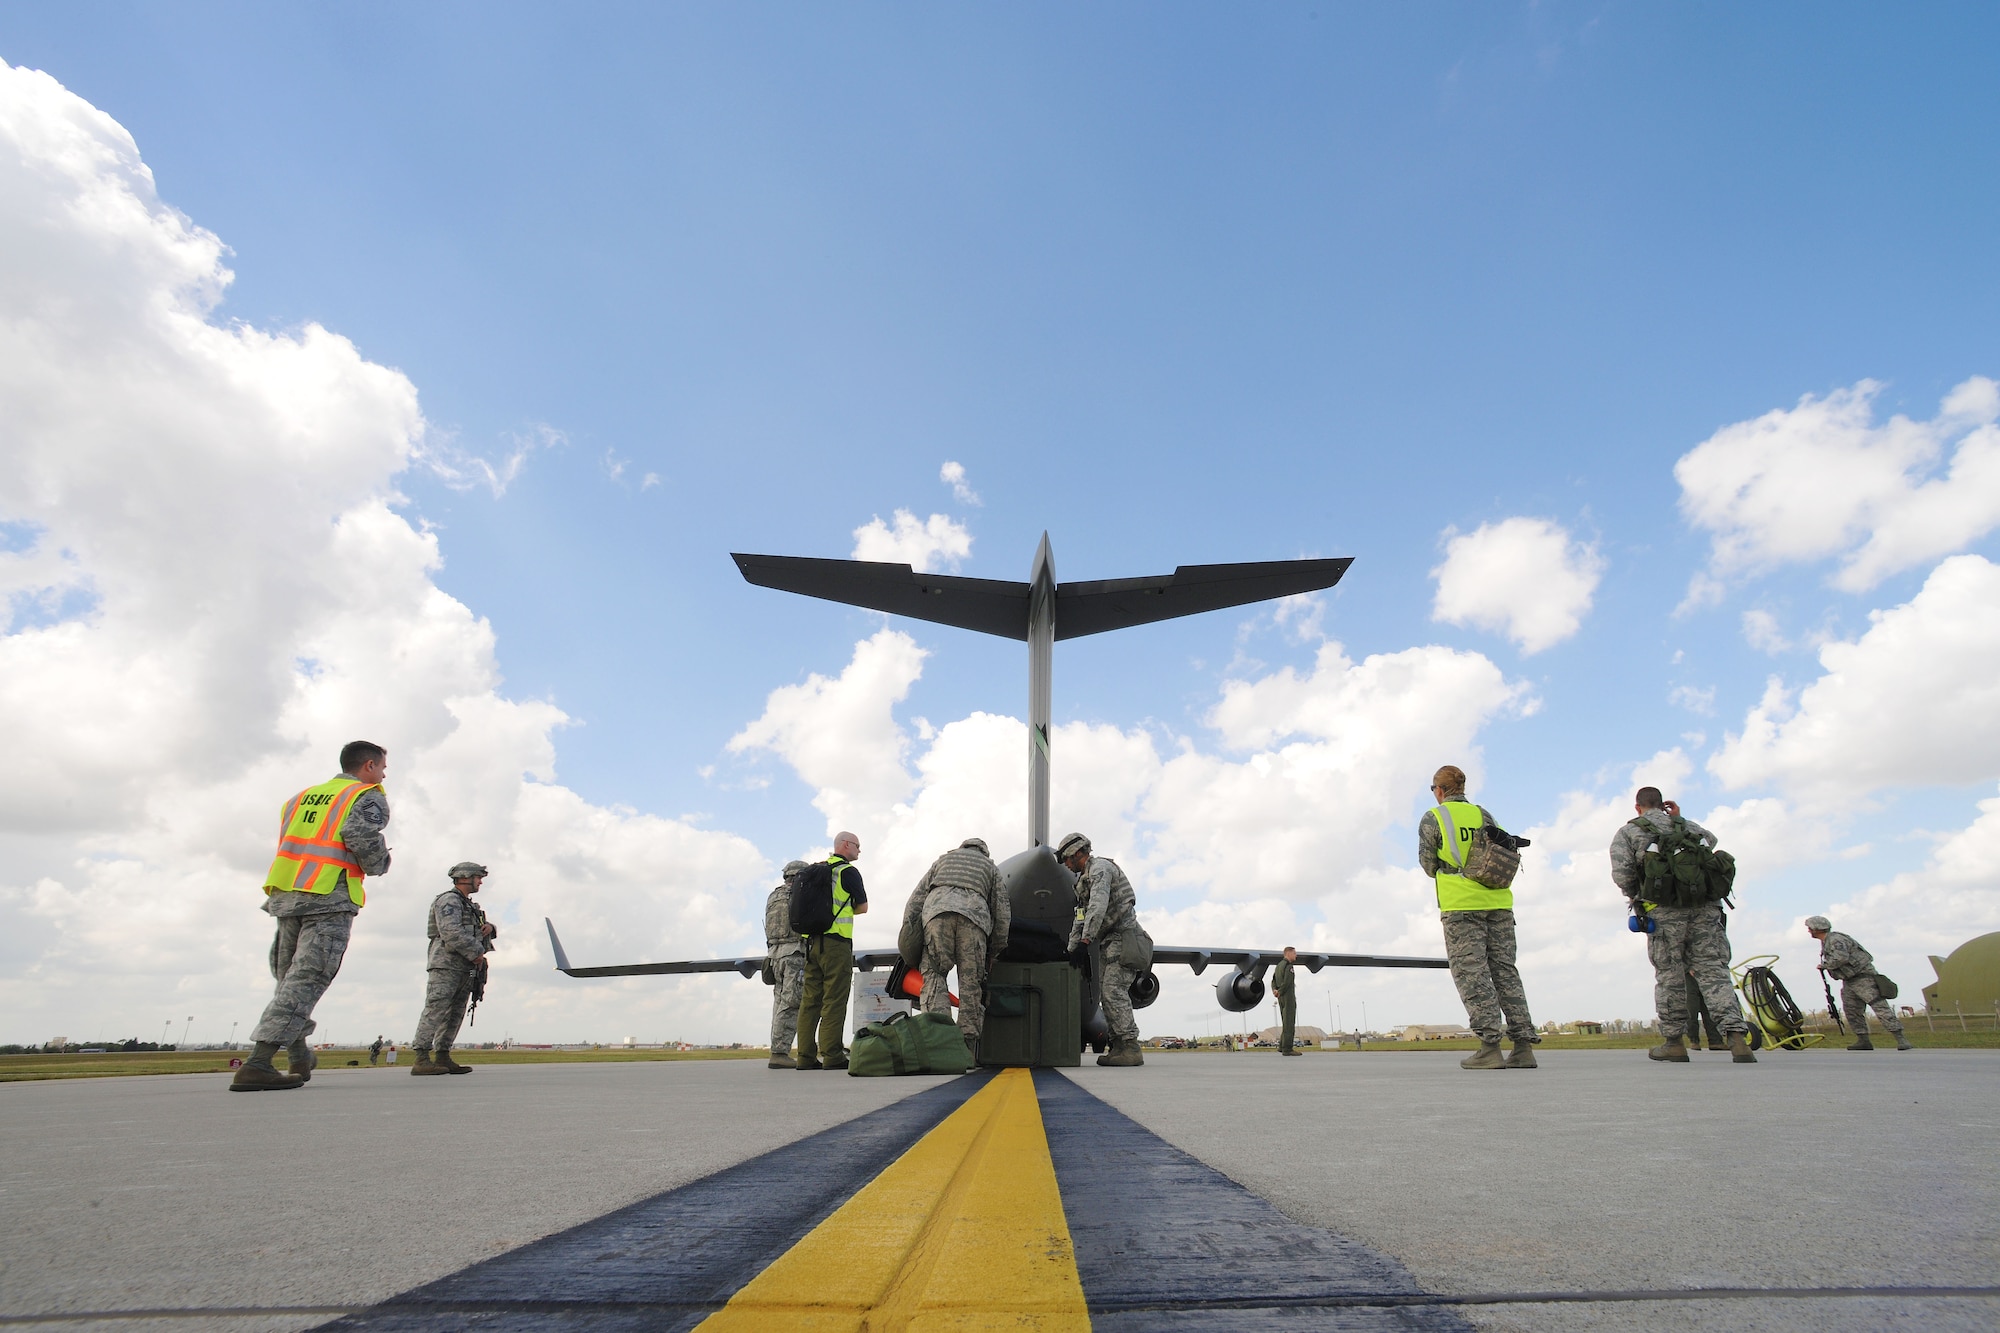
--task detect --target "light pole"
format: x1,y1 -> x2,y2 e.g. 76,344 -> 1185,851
227,1021 -> 239,1049
1362,1001 -> 1368,1037
160,1019 -> 171,1046
180,1016 -> 193,1047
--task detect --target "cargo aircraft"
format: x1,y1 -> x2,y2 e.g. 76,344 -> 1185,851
545,536 -> 1447,1049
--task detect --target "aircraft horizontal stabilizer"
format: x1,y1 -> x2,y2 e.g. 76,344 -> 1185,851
733,555 -> 1031,639
1054,559 -> 1352,640
732,552 -> 1351,642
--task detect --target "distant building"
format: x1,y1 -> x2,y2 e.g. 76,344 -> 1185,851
1924,933 -> 2000,1014
1397,1024 -> 1475,1041
1574,1021 -> 1604,1035
1254,1025 -> 1327,1046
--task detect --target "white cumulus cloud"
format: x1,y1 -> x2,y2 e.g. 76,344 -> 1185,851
850,509 -> 973,571
940,461 -> 981,506
0,61 -> 774,1046
1708,555 -> 2000,806
1676,376 -> 2000,594
1430,517 -> 1604,654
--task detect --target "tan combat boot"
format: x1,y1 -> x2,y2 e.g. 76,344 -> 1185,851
1100,1037 -> 1145,1067
1503,1040 -> 1538,1069
409,1049 -> 446,1075
436,1050 -> 473,1074
1460,1042 -> 1505,1070
1727,1032 -> 1758,1063
768,1051 -> 797,1069
285,1041 -> 317,1084
1648,1037 -> 1690,1062
228,1062 -> 303,1092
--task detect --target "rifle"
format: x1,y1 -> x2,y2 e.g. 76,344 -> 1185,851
466,898 -> 494,1027
1819,966 -> 1845,1036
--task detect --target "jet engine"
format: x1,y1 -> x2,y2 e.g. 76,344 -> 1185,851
1129,970 -> 1159,1010
1214,967 -> 1265,1012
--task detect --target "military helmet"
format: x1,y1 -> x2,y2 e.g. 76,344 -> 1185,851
447,861 -> 489,881
1055,832 -> 1091,861
782,859 -> 810,880
1804,915 -> 1832,931
960,837 -> 990,856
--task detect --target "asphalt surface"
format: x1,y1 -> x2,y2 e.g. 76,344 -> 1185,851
2,1051 -> 1995,1331
1072,1048 -> 2000,1331
0,1059 -> 928,1333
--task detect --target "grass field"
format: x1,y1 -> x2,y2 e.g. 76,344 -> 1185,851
7,1024 -> 1994,1082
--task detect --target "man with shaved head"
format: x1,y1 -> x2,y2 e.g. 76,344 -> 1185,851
795,832 -> 868,1070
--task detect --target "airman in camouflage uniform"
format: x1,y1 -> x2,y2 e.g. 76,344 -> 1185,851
1419,767 -> 1538,1070
1059,832 -> 1144,1067
766,860 -> 809,1069
232,744 -> 393,1092
911,838 -> 1011,1046
1611,789 -> 1755,1064
1806,916 -> 1912,1051
410,862 -> 496,1075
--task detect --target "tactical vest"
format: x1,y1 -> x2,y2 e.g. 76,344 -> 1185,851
1432,801 -> 1512,912
263,775 -> 381,906
827,855 -> 858,940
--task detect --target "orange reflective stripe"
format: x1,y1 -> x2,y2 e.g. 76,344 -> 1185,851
277,838 -> 362,869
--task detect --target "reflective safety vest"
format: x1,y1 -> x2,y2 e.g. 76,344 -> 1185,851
826,855 -> 858,940
263,775 -> 381,906
1432,800 -> 1512,913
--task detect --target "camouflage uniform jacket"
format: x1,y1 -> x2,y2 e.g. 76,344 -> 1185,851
1071,856 -> 1137,946
1417,804 -> 1496,879
1817,931 -> 1876,981
263,783 -> 392,919
1609,808 -> 1716,900
765,882 -> 804,961
427,889 -> 492,969
915,845 -> 1010,947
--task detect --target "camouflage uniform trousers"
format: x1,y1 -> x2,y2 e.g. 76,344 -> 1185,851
1440,909 -> 1537,1045
1098,937 -> 1139,1044
250,912 -> 353,1046
920,913 -> 990,1042
1841,974 -> 1906,1038
797,933 -> 854,1064
1685,972 -> 1726,1047
768,951 -> 805,1056
413,958 -> 478,1054
1647,905 -> 1747,1039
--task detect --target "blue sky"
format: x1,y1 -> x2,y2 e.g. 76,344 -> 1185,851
4,3 -> 1998,1042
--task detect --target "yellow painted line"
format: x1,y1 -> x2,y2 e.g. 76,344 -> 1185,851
697,1067 -> 1090,1332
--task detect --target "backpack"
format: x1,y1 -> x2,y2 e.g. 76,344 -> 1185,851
1434,806 -> 1529,891
788,861 -> 836,935
1634,816 -> 1736,908
847,1011 -> 973,1077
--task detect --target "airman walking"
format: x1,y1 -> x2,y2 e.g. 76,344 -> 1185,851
1807,916 -> 1913,1051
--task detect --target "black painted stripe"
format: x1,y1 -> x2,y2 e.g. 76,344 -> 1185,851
316,1072 -> 993,1331
1033,1069 -> 1472,1330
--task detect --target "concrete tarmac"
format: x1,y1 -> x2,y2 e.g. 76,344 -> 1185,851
2,1050 -> 1995,1331
1072,1048 -> 2000,1331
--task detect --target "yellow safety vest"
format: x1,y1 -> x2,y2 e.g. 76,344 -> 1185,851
827,855 -> 858,940
262,775 -> 381,906
1432,801 -> 1512,912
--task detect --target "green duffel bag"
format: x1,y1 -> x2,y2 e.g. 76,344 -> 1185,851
848,1011 -> 974,1077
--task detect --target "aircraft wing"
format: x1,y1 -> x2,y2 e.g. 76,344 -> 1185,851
545,919 -> 901,978
732,554 -> 1030,639
1151,945 -> 1448,974
1054,558 -> 1352,640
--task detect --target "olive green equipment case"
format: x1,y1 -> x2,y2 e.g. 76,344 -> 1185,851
978,959 -> 1083,1068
